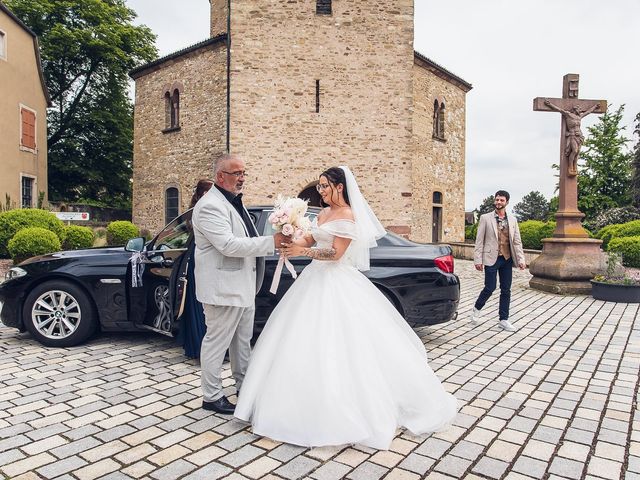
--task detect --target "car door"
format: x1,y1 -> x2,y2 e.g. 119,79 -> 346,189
128,210 -> 193,335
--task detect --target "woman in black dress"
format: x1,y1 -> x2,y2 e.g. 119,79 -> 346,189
179,179 -> 213,358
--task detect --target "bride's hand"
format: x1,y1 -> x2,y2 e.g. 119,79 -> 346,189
280,242 -> 304,258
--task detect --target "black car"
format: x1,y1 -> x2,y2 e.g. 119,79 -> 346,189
0,207 -> 459,347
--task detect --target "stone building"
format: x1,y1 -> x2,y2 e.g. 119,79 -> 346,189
130,0 -> 471,242
0,2 -> 50,209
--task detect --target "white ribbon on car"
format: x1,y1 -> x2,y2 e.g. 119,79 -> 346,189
129,252 -> 145,288
269,256 -> 297,294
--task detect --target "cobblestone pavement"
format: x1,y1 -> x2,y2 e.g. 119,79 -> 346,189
1,260 -> 638,480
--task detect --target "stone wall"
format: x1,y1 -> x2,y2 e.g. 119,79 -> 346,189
225,0 -> 416,233
132,44 -> 227,233
412,59 -> 467,243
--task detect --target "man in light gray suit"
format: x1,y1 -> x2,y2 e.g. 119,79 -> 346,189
471,190 -> 526,332
193,153 -> 283,414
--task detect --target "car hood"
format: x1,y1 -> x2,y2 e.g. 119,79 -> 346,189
19,246 -> 127,265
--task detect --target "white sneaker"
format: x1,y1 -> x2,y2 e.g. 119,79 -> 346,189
499,320 -> 516,332
470,308 -> 481,325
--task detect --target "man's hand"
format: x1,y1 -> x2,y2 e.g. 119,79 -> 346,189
519,262 -> 526,270
273,232 -> 289,249
475,264 -> 484,271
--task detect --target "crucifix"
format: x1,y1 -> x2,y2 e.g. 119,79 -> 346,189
533,74 -> 607,238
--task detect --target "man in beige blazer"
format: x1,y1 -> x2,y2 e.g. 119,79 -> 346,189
471,190 -> 526,332
193,153 -> 284,414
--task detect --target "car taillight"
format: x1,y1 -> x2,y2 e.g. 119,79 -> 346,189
434,254 -> 454,273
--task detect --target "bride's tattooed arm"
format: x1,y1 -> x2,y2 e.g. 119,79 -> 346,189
302,247 -> 337,260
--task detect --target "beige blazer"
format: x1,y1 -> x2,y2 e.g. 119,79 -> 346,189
192,187 -> 274,307
473,212 -> 526,267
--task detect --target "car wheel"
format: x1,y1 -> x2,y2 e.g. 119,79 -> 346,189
23,280 -> 97,347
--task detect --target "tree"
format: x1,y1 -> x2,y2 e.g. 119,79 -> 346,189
475,195 -> 495,216
632,112 -> 640,208
513,191 -> 550,221
5,0 -> 157,208
577,105 -> 632,220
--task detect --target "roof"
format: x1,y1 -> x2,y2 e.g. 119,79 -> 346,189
414,51 -> 472,92
130,34 -> 227,79
0,2 -> 52,106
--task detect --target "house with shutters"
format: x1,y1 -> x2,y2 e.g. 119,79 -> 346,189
0,2 -> 50,209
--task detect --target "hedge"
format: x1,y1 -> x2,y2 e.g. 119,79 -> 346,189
608,236 -> 640,268
106,221 -> 139,246
8,227 -> 62,264
518,220 -> 556,250
63,225 -> 95,250
0,209 -> 66,257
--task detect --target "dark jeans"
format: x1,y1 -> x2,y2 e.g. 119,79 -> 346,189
475,256 -> 513,320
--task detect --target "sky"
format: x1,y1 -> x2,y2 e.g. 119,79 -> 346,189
126,0 -> 640,212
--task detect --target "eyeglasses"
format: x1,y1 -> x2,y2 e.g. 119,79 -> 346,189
315,183 -> 330,192
221,170 -> 248,178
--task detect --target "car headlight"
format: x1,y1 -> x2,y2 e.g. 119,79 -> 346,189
4,267 -> 27,283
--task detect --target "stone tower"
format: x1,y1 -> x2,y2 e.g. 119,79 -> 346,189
131,1 -> 470,241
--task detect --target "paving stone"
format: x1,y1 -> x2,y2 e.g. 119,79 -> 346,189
219,445 -> 265,468
398,453 -> 434,475
549,456 -> 585,479
433,454 -> 471,478
472,457 -> 509,479
149,459 -> 197,479
72,457 -> 121,480
513,455 -> 550,479
36,455 -> 88,478
346,461 -> 388,480
237,455 -> 283,478
268,443 -> 308,462
310,460 -> 352,480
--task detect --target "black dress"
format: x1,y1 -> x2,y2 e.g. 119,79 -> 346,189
177,242 -> 206,358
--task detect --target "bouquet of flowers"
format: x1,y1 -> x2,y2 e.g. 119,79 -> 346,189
269,195 -> 311,294
268,195 -> 311,239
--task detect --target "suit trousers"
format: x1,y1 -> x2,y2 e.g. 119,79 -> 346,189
201,303 -> 255,402
474,255 -> 513,320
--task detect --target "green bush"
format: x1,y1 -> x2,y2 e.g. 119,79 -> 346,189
0,209 -> 66,257
465,223 -> 478,240
517,220 -> 556,250
596,224 -> 622,249
8,227 -> 61,264
519,220 -> 545,250
608,236 -> 640,267
63,225 -> 95,250
106,221 -> 139,246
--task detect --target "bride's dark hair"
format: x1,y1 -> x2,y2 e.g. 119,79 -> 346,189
320,167 -> 350,206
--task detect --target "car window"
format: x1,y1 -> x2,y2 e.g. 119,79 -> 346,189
262,209 -> 318,236
150,211 -> 193,250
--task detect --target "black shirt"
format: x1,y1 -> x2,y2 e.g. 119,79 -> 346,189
215,184 -> 257,237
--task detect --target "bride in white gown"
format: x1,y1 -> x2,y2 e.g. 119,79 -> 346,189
234,166 -> 457,450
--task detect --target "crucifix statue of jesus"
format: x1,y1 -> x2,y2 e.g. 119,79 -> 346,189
533,74 -> 606,238
543,99 -> 601,177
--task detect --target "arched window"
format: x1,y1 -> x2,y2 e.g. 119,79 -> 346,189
433,99 -> 446,140
170,89 -> 180,128
165,187 -> 179,224
162,83 -> 182,132
433,191 -> 443,204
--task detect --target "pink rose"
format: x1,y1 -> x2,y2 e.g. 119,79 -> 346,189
282,224 -> 295,236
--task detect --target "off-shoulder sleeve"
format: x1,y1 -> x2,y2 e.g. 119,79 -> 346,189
321,220 -> 358,240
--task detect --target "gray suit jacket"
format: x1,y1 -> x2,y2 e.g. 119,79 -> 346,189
192,187 -> 274,307
473,212 -> 526,267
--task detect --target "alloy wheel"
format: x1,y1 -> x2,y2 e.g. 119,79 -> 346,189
31,290 -> 82,339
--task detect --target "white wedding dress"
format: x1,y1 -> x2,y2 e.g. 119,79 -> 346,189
234,219 -> 457,449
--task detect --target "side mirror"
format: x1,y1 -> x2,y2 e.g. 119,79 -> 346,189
125,237 -> 145,252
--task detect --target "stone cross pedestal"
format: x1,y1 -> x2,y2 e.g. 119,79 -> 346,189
529,74 -> 608,294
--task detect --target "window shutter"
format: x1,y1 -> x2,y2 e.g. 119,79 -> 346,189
21,108 -> 36,149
